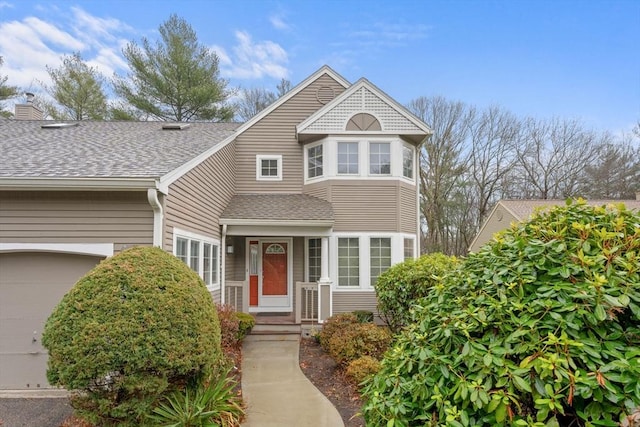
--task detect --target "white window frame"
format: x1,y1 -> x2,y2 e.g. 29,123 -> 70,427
173,228 -> 220,291
337,236 -> 361,288
256,154 -> 283,181
368,141 -> 391,176
305,142 -> 324,180
337,141 -> 360,175
369,236 -> 392,287
402,143 -> 415,181
305,237 -> 322,282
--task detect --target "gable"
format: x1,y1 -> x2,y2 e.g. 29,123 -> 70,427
297,79 -> 431,143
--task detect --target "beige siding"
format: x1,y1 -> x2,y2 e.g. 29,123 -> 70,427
332,291 -> 380,318
225,236 -> 246,281
164,142 -> 236,251
304,180 -> 417,232
210,289 -> 221,304
0,191 -> 153,250
293,237 -> 304,282
235,74 -> 346,194
469,206 -> 519,252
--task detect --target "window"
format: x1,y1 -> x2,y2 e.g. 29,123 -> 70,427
174,231 -> 219,289
369,142 -> 390,175
404,238 -> 415,260
338,237 -> 360,286
307,145 -> 323,178
370,238 -> 391,286
338,142 -> 359,174
256,155 -> 282,181
402,145 -> 414,179
307,238 -> 321,282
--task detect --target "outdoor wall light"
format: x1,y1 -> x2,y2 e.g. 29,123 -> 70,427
226,245 -> 234,254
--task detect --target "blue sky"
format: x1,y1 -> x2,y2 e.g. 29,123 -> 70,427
1,0 -> 638,133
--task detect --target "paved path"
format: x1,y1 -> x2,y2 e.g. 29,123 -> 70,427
241,335 -> 344,427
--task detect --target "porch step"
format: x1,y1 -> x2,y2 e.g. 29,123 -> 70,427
250,323 -> 301,335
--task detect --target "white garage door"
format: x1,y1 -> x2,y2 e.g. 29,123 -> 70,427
0,252 -> 102,390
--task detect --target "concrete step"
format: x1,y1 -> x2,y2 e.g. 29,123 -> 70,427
244,334 -> 300,342
250,323 -> 301,335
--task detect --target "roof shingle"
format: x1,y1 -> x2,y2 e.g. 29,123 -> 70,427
221,194 -> 334,222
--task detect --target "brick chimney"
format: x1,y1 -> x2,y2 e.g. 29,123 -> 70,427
14,93 -> 43,120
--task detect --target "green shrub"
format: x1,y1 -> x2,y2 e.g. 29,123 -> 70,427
353,310 -> 374,323
236,312 -> 255,340
42,246 -> 222,426
346,356 -> 382,386
328,323 -> 392,366
148,367 -> 244,427
318,312 -> 359,352
363,200 -> 640,426
375,252 -> 458,333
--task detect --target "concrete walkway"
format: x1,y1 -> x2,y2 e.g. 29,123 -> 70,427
241,335 -> 344,427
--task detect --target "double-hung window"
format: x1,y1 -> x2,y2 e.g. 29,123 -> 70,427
307,238 -> 321,282
369,142 -> 391,175
402,145 -> 414,179
370,237 -> 391,286
403,237 -> 415,260
175,231 -> 219,289
338,142 -> 359,174
338,237 -> 359,286
307,145 -> 323,179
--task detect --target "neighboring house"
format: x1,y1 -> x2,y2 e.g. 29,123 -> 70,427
469,197 -> 640,253
0,66 -> 432,390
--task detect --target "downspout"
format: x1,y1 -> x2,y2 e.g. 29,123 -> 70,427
221,224 -> 227,305
147,188 -> 163,248
415,144 -> 421,256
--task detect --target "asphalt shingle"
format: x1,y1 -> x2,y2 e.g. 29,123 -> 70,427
221,194 -> 334,222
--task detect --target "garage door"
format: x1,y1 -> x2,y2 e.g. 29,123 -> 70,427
0,252 -> 102,390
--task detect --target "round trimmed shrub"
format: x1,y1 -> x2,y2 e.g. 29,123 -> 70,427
327,323 -> 392,366
346,356 -> 382,386
42,246 -> 222,426
375,252 -> 458,332
363,200 -> 640,426
318,312 -> 359,352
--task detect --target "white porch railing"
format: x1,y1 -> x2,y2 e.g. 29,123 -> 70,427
225,281 -> 248,313
295,282 -> 318,323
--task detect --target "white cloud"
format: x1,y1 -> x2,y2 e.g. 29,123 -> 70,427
269,13 -> 290,31
0,2 -> 13,9
217,31 -> 289,80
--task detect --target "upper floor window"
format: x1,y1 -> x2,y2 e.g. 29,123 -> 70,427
307,145 -> 323,178
338,142 -> 359,174
402,145 -> 414,179
369,142 -> 390,175
256,155 -> 282,181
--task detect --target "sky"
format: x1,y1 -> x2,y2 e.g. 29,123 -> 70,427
0,0 -> 638,133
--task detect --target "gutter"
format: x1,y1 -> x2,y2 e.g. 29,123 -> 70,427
147,188 -> 164,248
0,177 -> 163,192
219,218 -> 334,227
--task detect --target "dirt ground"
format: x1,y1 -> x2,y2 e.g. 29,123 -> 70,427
298,337 -> 365,427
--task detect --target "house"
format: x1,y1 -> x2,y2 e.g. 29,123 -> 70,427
469,197 -> 640,253
0,66 -> 432,390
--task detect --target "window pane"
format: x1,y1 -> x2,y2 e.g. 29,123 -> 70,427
203,243 -> 212,285
370,238 -> 391,287
403,146 -> 414,179
338,142 -> 358,174
176,237 -> 188,264
404,238 -> 414,260
308,238 -> 321,282
308,145 -> 323,178
338,237 -> 359,286
190,240 -> 199,272
261,159 -> 278,177
250,244 -> 258,275
212,245 -> 219,285
370,143 -> 390,175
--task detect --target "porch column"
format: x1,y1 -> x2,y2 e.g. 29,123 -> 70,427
318,237 -> 332,323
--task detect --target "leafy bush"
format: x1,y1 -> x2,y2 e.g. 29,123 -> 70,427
148,367 -> 244,427
327,323 -> 392,366
236,312 -> 255,340
318,312 -> 359,352
353,310 -> 374,323
217,304 -> 241,351
375,252 -> 458,332
346,356 -> 382,386
363,200 -> 640,426
42,246 -> 222,426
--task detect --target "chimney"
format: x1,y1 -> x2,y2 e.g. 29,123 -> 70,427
15,93 -> 43,120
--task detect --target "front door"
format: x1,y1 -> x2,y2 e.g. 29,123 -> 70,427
248,239 -> 292,311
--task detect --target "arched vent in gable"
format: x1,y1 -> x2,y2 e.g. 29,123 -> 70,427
346,113 -> 381,131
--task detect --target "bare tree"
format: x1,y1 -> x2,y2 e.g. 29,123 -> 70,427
234,87 -> 277,121
583,133 -> 640,199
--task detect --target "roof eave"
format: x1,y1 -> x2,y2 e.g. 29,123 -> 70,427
219,218 -> 334,227
0,177 -> 161,192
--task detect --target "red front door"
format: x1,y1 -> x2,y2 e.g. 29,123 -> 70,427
262,242 -> 287,296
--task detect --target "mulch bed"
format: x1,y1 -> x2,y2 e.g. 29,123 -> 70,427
298,337 -> 365,427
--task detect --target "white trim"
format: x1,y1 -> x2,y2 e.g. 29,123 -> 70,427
225,224 -> 332,237
160,65 -> 350,189
256,154 -> 283,181
368,141 -> 392,176
304,141 -> 325,181
220,218 -> 333,227
0,243 -> 114,257
0,177 -> 160,192
297,78 -> 432,136
173,228 -> 221,291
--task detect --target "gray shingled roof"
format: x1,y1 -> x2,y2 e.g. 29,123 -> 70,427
501,199 -> 640,220
0,120 -> 241,178
221,194 -> 334,222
